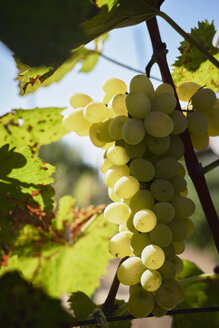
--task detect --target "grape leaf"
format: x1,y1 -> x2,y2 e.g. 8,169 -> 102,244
172,260 -> 219,328
0,107 -> 67,152
0,144 -> 55,250
0,0 -> 158,67
16,47 -> 102,95
172,20 -> 219,92
69,291 -> 96,321
0,271 -> 73,328
0,212 -> 117,298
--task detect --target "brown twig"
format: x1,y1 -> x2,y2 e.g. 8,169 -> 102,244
146,17 -> 219,253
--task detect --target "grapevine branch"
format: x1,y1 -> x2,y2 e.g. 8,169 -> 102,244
203,159 -> 219,175
146,17 -> 219,253
71,307 -> 219,327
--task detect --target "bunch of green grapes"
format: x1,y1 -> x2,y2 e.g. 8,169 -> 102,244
176,82 -> 219,150
63,75 -> 199,318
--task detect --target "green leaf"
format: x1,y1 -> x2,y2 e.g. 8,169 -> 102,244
172,20 -> 219,92
0,271 -> 73,328
16,48 -> 101,95
172,53 -> 219,93
53,195 -> 76,230
69,291 -> 96,320
172,261 -> 219,328
0,0 -> 158,67
177,260 -> 203,279
0,145 -> 55,250
1,213 -> 117,298
0,107 -> 67,152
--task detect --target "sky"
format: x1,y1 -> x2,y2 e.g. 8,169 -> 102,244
0,0 -> 219,166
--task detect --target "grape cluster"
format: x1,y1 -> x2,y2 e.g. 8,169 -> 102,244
63,75 -> 218,318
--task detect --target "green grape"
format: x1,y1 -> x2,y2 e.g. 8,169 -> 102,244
190,131 -> 209,151
143,148 -> 163,164
84,102 -> 109,123
69,93 -> 93,108
111,93 -> 128,116
130,158 -> 155,182
107,145 -> 130,165
168,279 -> 185,304
168,218 -> 187,242
170,195 -> 195,219
108,187 -> 122,202
102,92 -> 113,105
152,303 -> 168,317
151,93 -> 177,115
128,286 -> 155,318
133,209 -> 157,233
205,100 -> 219,136
125,91 -> 151,119
173,241 -> 185,254
141,269 -> 162,292
176,82 -> 201,101
164,135 -> 185,160
146,135 -> 170,155
181,218 -> 195,238
108,231 -> 133,258
129,189 -> 155,214
89,123 -> 106,147
191,88 -> 216,113
152,202 -> 175,224
170,110 -> 188,135
63,108 -> 92,135
155,83 -> 174,96
114,176 -> 140,199
187,111 -> 208,135
124,139 -> 146,159
177,162 -> 186,177
141,244 -> 165,270
117,257 -> 146,285
130,232 -> 151,256
169,175 -> 187,194
102,77 -> 127,97
104,202 -> 130,225
108,115 -> 129,140
96,119 -> 114,142
118,224 -> 129,232
149,223 -> 172,247
129,74 -> 155,100
104,164 -> 130,188
155,285 -> 178,310
122,118 -> 146,145
155,157 -> 179,179
144,112 -> 174,138
100,158 -> 113,174
126,215 -> 138,233
162,243 -> 176,260
172,256 -> 184,274
158,260 -> 176,281
150,179 -> 175,202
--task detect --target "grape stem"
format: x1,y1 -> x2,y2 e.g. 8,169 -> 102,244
157,11 -> 219,69
180,273 -> 219,286
145,17 -> 219,253
203,159 -> 219,175
102,257 -> 128,315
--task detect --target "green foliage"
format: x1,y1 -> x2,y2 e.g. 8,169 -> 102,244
69,291 -> 96,321
172,261 -> 219,327
1,210 -> 117,298
0,107 -> 67,152
0,0 -> 158,67
172,21 -> 219,92
0,271 -> 73,328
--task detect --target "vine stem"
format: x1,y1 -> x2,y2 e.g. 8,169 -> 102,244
181,273 -> 219,286
203,159 -> 219,174
157,11 -> 219,69
102,257 -> 128,314
145,17 -> 219,253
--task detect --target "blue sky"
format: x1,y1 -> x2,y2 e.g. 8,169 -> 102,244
0,0 -> 218,165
